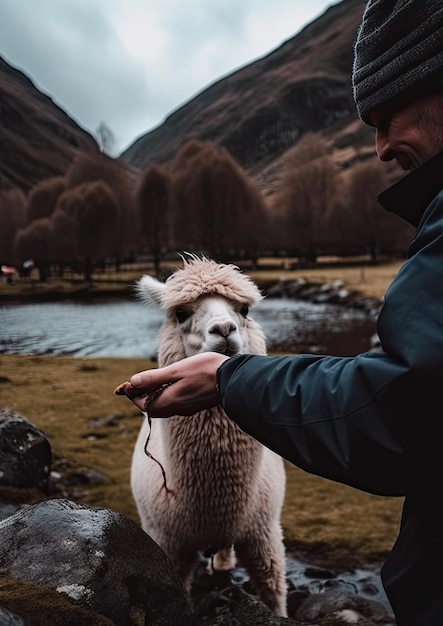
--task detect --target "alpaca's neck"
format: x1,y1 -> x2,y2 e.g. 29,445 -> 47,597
160,409 -> 263,474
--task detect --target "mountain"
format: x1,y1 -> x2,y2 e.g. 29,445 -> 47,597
0,55 -> 98,192
121,0 -> 374,188
0,0 -> 376,195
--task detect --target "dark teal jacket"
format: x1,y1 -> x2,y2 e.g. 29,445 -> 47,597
217,151 -> 443,626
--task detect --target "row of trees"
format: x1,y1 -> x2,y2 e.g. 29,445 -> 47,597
132,133 -> 412,269
136,140 -> 271,272
1,150 -> 136,281
0,135 -> 412,282
271,133 -> 413,260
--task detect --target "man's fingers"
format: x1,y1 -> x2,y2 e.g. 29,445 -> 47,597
113,381 -> 132,396
114,373 -> 177,410
113,381 -> 146,399
130,367 -> 177,390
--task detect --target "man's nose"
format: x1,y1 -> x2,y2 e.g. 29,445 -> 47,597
375,129 -> 395,161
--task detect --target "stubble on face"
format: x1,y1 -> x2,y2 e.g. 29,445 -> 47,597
408,96 -> 443,170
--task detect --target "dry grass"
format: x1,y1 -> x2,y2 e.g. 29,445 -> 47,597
283,466 -> 402,566
0,259 -> 406,566
0,351 -> 403,568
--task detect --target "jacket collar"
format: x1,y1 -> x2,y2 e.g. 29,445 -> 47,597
378,151 -> 443,227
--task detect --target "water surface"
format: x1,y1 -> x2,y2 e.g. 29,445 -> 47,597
0,298 -> 377,358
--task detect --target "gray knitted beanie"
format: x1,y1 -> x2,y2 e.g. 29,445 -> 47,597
352,0 -> 443,125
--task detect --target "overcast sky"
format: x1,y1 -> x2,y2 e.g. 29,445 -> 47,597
0,0 -> 338,155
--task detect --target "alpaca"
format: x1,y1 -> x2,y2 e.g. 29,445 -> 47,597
130,255 -> 287,616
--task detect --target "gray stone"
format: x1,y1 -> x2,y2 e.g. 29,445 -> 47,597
0,606 -> 27,625
0,499 -> 193,626
0,408 -> 51,489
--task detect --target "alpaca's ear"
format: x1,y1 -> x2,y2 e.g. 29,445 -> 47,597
136,275 -> 166,308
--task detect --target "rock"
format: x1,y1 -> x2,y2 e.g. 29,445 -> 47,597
0,499 -> 193,626
0,573 -> 114,625
0,408 -> 51,489
295,589 -> 395,625
0,604 -> 27,625
263,279 -> 382,318
0,504 -> 19,521
88,413 -> 125,428
0,408 -> 396,624
189,557 -> 395,625
199,587 -> 303,625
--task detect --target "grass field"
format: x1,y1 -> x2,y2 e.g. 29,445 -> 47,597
0,258 -> 405,568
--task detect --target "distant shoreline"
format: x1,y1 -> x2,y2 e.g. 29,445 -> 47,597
0,285 -> 133,305
0,280 -> 383,318
0,259 -> 403,305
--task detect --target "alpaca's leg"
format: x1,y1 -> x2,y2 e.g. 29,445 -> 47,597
209,546 -> 236,573
235,524 -> 287,617
166,540 -> 201,591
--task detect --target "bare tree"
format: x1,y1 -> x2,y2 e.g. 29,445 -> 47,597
171,141 -> 270,263
0,187 -> 27,264
171,139 -> 208,168
273,133 -> 342,262
345,158 -> 412,259
56,181 -> 121,280
25,177 -> 66,225
136,164 -> 173,274
65,151 -> 136,266
96,122 -> 116,156
14,218 -> 53,281
50,209 -> 79,275
284,132 -> 330,167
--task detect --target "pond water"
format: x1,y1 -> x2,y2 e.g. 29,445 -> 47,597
0,298 -> 377,358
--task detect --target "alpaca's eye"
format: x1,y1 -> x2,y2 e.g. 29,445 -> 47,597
240,305 -> 249,318
175,307 -> 190,323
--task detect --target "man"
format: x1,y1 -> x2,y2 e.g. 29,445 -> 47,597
115,1 -> 443,623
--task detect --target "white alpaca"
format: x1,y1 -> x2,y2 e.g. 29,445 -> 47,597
131,256 -> 287,616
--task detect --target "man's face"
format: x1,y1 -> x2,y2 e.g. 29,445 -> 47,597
368,92 -> 443,171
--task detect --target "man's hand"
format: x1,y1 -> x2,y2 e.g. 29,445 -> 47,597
114,352 -> 229,417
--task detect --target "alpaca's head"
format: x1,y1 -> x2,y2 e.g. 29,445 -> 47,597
136,255 -> 267,365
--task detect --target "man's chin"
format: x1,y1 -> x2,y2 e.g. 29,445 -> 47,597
396,155 -> 413,171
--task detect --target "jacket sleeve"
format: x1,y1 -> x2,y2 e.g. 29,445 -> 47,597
216,190 -> 443,497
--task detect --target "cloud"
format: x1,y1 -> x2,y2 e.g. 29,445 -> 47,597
0,0 -> 335,154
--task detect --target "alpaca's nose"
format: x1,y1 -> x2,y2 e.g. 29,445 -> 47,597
208,320 -> 237,338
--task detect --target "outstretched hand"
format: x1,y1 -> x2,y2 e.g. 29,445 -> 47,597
114,352 -> 229,417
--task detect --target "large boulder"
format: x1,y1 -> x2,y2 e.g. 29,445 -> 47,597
0,499 -> 193,625
0,573 -> 113,626
0,407 -> 51,489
